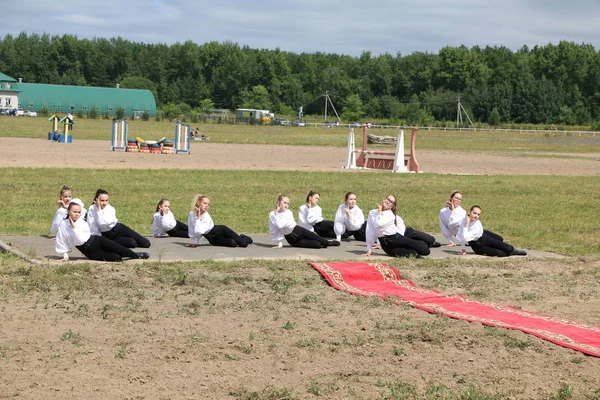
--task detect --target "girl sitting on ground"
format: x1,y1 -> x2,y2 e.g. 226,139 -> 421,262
333,191 -> 366,242
187,194 -> 253,247
439,190 -> 466,246
55,201 -> 149,262
87,189 -> 151,249
270,194 -> 340,249
457,205 -> 527,257
151,198 -> 189,238
365,195 -> 431,258
50,185 -> 86,235
298,190 -> 337,238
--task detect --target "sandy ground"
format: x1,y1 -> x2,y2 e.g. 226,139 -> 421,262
1,137 -> 599,175
1,137 -> 599,400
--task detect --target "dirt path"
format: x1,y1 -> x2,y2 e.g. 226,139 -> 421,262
1,137 -> 598,175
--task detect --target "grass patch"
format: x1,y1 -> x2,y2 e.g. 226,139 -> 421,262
0,169 -> 598,256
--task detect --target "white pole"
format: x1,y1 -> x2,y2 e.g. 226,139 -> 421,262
343,129 -> 357,169
392,130 -> 408,173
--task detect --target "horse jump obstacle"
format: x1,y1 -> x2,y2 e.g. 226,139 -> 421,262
111,120 -> 189,155
174,121 -> 191,154
111,118 -> 128,151
343,125 -> 420,172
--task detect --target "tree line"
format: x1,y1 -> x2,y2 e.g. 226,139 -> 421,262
1,32 -> 599,126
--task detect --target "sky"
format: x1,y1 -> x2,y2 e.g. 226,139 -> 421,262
2,0 -> 600,57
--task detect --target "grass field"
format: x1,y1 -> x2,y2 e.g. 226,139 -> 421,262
0,168 -> 598,256
2,115 -> 600,153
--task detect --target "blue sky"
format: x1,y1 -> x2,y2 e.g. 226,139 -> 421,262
2,0 -> 600,56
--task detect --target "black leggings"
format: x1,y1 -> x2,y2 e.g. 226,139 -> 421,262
404,227 -> 436,247
166,220 -> 189,238
470,230 -> 514,257
203,225 -> 250,248
379,233 -> 431,258
313,220 -> 336,238
285,226 -> 330,249
102,222 -> 151,248
348,221 -> 367,242
76,235 -> 139,262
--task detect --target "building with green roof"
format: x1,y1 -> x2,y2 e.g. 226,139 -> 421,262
0,72 -> 156,116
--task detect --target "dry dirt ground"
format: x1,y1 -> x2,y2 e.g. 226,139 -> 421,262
1,137 -> 599,175
1,137 -> 600,400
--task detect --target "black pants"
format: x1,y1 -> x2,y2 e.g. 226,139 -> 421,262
470,230 -> 514,257
347,221 -> 367,242
203,225 -> 250,248
285,226 -> 330,249
102,222 -> 151,248
76,235 -> 139,262
166,220 -> 189,238
313,220 -> 337,238
404,227 -> 436,247
379,233 -> 430,258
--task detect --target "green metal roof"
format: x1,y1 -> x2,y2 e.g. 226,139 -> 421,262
13,82 -> 156,116
0,72 -> 17,82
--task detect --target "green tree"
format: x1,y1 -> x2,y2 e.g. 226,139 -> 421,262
341,94 -> 364,122
240,85 -> 272,110
488,107 -> 501,126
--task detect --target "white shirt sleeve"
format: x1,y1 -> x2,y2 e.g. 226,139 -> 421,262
439,207 -> 453,243
269,209 -> 295,243
51,207 -> 68,235
365,209 -> 379,251
333,204 -> 346,241
297,205 -> 313,231
306,205 -> 323,225
152,211 -> 177,236
55,219 -> 74,259
347,205 -> 365,231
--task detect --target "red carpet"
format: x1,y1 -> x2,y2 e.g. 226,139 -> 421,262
310,261 -> 600,358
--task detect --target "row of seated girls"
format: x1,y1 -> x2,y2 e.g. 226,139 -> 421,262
52,186 -> 526,262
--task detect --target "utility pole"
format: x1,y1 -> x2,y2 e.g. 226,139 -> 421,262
323,91 -> 341,123
456,97 -> 474,126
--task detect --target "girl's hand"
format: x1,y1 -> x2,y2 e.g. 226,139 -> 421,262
363,249 -> 372,256
377,203 -> 383,214
460,249 -> 467,255
273,242 -> 283,249
446,201 -> 452,210
446,241 -> 456,246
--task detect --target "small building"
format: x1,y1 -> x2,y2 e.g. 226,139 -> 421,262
0,72 -> 20,110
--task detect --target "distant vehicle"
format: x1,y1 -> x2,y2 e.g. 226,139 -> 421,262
16,108 -> 24,116
274,118 -> 290,126
349,122 -> 361,128
25,110 -> 37,117
293,120 -> 306,127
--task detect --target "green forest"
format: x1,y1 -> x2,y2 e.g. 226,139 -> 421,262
1,32 -> 599,126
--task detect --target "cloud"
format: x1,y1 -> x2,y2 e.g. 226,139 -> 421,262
3,0 -> 600,56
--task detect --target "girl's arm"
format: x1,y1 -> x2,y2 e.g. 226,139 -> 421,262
96,204 -> 118,231
54,222 -> 72,261
50,208 -> 68,235
306,205 -> 323,225
333,204 -> 346,241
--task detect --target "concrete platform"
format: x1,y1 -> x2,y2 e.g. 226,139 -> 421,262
0,234 -> 564,264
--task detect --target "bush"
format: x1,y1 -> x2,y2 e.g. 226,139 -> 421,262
115,106 -> 126,119
142,111 -> 150,121
88,108 -> 98,119
39,105 -> 49,117
77,109 -> 84,119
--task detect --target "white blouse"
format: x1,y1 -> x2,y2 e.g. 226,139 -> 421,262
55,218 -> 92,260
365,209 -> 406,251
439,206 -> 466,243
298,204 -> 323,231
151,210 -> 177,237
50,200 -> 87,234
269,209 -> 296,244
333,203 -> 365,241
188,211 -> 215,244
457,219 -> 484,251
87,203 -> 118,235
